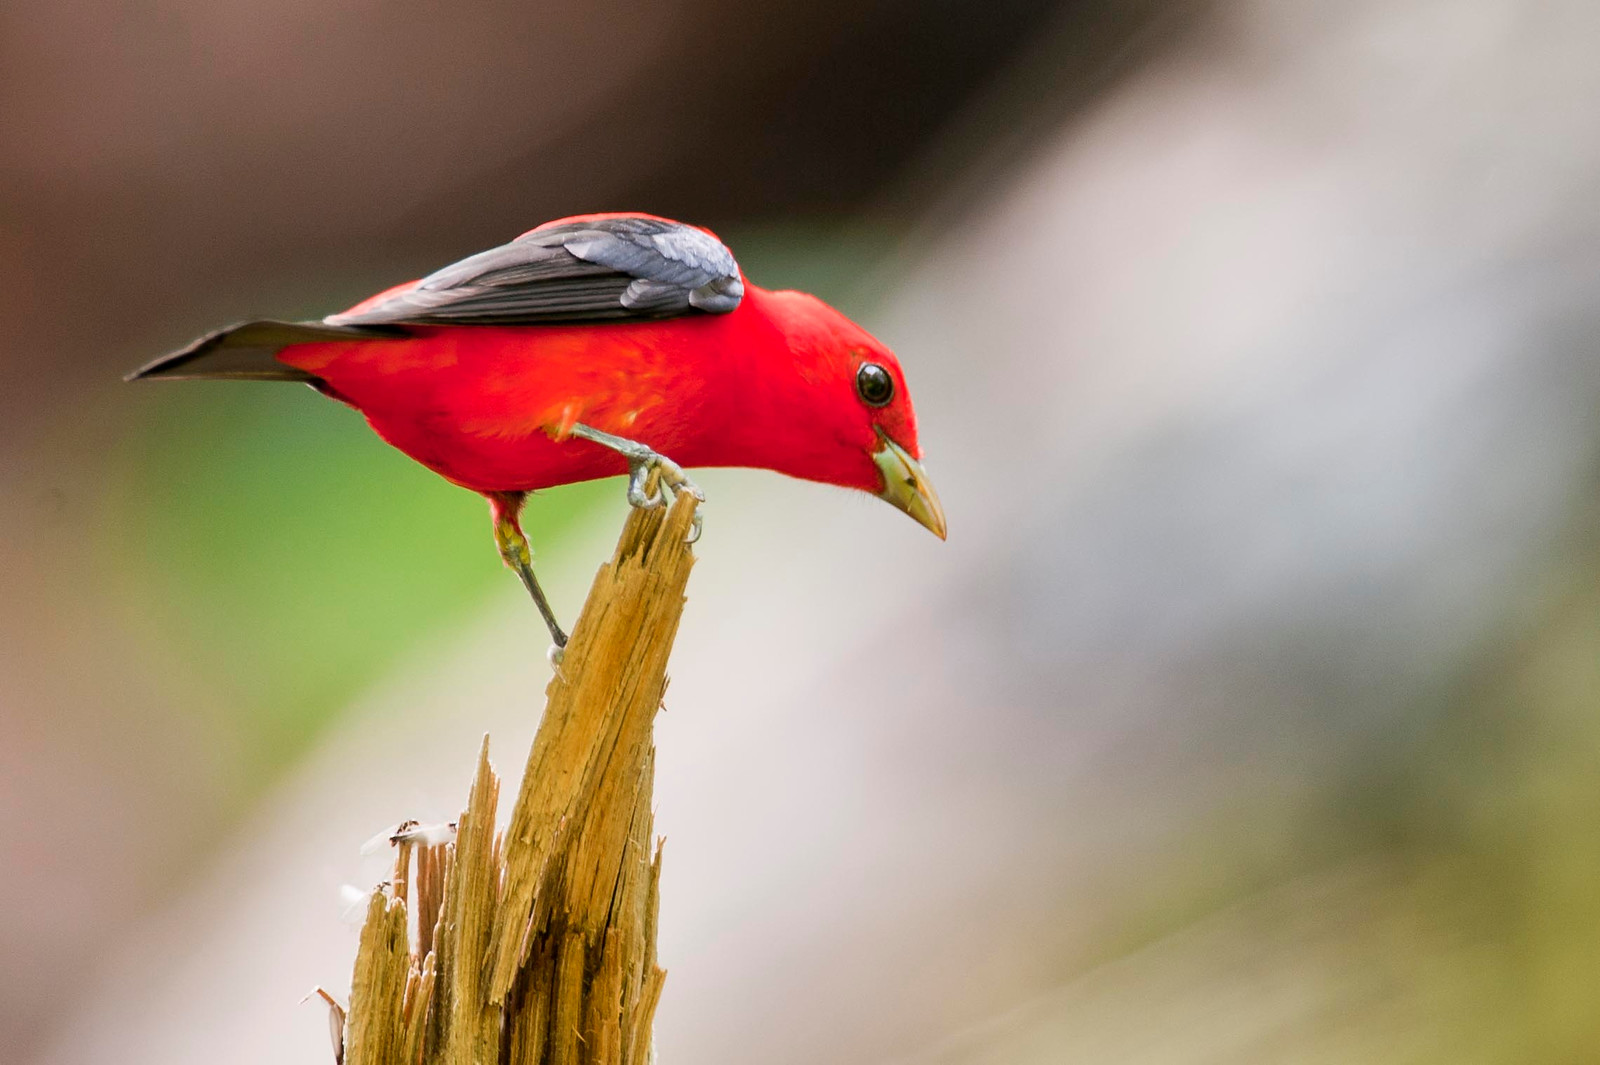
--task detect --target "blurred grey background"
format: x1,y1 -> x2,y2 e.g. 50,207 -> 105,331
5,0 -> 1600,1062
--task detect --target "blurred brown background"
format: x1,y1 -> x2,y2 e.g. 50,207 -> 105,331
6,1 -> 1600,1063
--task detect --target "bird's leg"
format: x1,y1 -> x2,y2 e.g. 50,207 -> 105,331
567,422 -> 705,543
488,491 -> 568,660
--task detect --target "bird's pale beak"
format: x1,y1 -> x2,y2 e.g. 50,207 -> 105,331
873,431 -> 948,540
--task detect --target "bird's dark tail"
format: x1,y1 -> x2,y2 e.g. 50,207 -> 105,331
125,319 -> 401,382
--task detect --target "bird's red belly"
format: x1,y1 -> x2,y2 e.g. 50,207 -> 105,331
365,411 -> 635,493
279,323 -> 725,494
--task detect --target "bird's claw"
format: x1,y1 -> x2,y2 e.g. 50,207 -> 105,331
568,422 -> 705,543
623,448 -> 704,511
632,453 -> 705,543
625,463 -> 663,509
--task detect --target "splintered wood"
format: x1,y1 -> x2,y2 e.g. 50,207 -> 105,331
341,489 -> 696,1065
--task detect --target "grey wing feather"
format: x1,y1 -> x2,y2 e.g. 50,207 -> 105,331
325,216 -> 744,327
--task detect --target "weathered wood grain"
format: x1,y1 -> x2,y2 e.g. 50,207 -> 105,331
342,487 -> 695,1064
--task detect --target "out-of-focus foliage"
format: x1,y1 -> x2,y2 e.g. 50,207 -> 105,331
935,556 -> 1600,1064
104,383 -> 611,768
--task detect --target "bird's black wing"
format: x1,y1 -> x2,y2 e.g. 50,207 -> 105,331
324,215 -> 745,327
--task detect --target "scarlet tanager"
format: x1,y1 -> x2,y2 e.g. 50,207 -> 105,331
129,213 -> 946,654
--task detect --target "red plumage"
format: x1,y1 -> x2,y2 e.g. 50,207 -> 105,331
279,282 -> 919,498
132,212 -> 944,649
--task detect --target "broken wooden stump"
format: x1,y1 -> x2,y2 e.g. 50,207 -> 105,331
339,486 -> 697,1065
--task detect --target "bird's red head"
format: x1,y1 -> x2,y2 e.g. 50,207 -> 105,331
736,286 -> 946,539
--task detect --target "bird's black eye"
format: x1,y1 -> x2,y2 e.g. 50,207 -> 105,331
856,362 -> 894,407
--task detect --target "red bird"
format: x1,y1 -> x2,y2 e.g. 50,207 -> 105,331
129,213 -> 945,654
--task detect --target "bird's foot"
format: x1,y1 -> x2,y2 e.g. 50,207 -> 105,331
620,446 -> 705,543
622,446 -> 704,509
568,423 -> 706,543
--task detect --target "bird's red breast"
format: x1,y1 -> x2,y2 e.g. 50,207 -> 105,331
277,282 -> 916,496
